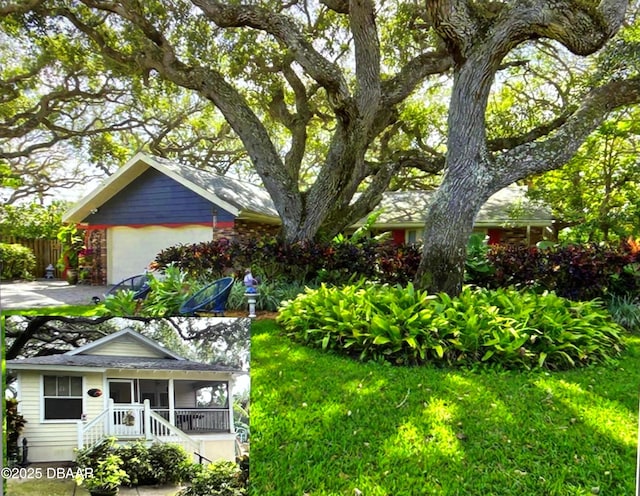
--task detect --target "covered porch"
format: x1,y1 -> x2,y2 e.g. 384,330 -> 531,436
78,377 -> 236,459
116,378 -> 233,435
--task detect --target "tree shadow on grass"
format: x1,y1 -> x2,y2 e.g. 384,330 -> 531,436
250,321 -> 639,495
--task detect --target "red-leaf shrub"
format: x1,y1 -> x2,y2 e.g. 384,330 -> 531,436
478,242 -> 640,300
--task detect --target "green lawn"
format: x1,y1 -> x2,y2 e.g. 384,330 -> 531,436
250,319 -> 640,495
6,479 -> 89,496
2,304 -> 99,316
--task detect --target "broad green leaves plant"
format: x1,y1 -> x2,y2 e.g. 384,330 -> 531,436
277,283 -> 624,370
0,243 -> 36,279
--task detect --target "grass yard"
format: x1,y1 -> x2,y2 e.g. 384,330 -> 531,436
5,479 -> 89,496
250,319 -> 640,495
1,304 -> 99,316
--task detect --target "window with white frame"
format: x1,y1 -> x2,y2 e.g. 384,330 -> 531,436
406,229 -> 422,244
43,375 -> 83,420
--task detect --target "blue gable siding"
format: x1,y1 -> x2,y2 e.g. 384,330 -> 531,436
84,168 -> 236,225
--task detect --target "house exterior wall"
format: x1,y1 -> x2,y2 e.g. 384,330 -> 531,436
196,434 -> 237,462
85,168 -> 234,226
17,370 -> 104,463
174,381 -> 195,408
107,225 -> 213,283
83,338 -> 166,358
393,226 -> 548,247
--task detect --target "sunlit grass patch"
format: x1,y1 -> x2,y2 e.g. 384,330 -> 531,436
250,319 -> 640,495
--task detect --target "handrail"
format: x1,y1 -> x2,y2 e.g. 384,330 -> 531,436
77,409 -> 109,450
148,409 -> 200,454
194,451 -> 213,465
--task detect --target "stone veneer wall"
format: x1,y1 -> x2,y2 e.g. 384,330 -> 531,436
212,219 -> 280,243
84,228 -> 107,285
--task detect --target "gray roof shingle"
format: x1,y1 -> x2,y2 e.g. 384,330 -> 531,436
7,353 -> 241,372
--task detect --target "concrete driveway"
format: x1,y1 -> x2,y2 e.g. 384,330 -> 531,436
0,279 -> 111,310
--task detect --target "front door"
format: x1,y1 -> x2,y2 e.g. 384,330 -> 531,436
108,380 -> 142,436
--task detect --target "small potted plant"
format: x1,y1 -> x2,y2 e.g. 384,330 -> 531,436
56,224 -> 84,285
75,453 -> 129,496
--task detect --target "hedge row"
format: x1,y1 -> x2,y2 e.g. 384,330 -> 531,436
153,237 -> 421,286
471,241 -> 640,300
154,236 -> 640,300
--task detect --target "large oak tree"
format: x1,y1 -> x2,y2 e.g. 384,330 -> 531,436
414,0 -> 640,294
3,0 -> 640,294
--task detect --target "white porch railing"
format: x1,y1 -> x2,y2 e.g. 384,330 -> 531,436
78,400 -> 201,456
153,408 -> 230,432
147,408 -> 201,455
111,403 -> 145,437
77,408 -> 109,450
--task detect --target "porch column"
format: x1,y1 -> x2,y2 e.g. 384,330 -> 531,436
144,399 -> 152,440
228,378 -> 235,433
77,421 -> 84,449
168,379 -> 175,426
107,398 -> 114,434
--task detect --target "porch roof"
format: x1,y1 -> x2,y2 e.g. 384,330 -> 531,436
6,354 -> 243,373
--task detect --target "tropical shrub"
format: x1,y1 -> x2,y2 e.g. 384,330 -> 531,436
146,443 -> 192,485
464,233 -> 495,284
154,236 -> 419,285
277,283 -> 625,370
153,238 -> 237,279
177,460 -> 247,496
0,243 -> 36,279
100,266 -> 202,317
6,398 -> 26,465
143,265 -> 201,316
117,441 -> 155,486
76,438 -> 190,487
607,294 -> 640,334
480,241 -> 640,300
0,201 -> 69,239
100,288 -> 145,316
375,241 -> 422,286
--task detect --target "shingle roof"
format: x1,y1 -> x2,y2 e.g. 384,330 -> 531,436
63,152 -> 277,223
6,353 -> 240,372
6,328 -> 243,374
361,184 -> 552,227
63,153 -> 551,228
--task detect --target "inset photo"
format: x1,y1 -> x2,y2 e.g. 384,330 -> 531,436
4,316 -> 249,495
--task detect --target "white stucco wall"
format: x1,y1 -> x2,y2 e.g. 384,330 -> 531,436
107,225 -> 213,284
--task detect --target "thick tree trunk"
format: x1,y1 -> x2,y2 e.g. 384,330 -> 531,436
414,174 -> 491,295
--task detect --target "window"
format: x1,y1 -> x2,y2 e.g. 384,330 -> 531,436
43,375 -> 83,420
406,229 -> 422,244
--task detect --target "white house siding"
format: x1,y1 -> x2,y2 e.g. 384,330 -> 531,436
174,380 -> 196,408
83,337 -> 166,358
17,370 -> 104,463
107,225 -> 212,284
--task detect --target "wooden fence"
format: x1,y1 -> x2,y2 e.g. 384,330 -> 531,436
3,237 -> 62,279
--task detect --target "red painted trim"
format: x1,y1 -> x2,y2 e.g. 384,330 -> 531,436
392,229 -> 405,245
487,228 -> 501,245
79,221 -> 235,230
